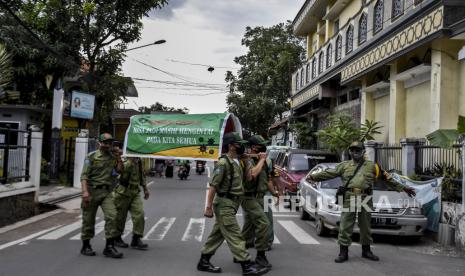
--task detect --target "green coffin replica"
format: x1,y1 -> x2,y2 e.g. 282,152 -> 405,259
123,113 -> 242,161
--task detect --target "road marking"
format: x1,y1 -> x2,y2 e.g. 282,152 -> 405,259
121,219 -> 134,239
147,181 -> 155,187
206,166 -> 211,178
182,218 -> 205,242
0,225 -> 62,250
0,209 -> 63,235
236,213 -> 299,218
70,220 -> 105,240
143,217 -> 176,240
273,235 -> 281,244
278,220 -> 320,244
38,220 -> 82,240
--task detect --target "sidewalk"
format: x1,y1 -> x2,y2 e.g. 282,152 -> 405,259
38,185 -> 81,205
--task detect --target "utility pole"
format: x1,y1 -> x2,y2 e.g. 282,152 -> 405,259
50,78 -> 64,182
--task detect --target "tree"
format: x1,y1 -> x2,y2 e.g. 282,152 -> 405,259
226,22 -> 305,136
317,112 -> 382,156
0,44 -> 12,88
289,122 -> 316,149
0,0 -> 167,130
139,102 -> 189,114
426,116 -> 465,148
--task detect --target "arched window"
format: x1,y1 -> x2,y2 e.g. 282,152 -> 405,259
336,35 -> 342,61
358,13 -> 367,45
326,44 -> 332,68
346,25 -> 354,54
392,0 -> 403,19
312,58 -> 316,79
295,72 -> 299,89
318,52 -> 324,74
300,68 -> 305,87
306,63 -> 310,83
374,0 -> 384,34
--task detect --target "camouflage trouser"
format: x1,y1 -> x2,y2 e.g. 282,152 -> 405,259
241,195 -> 270,251
338,192 -> 373,246
81,187 -> 118,240
113,185 -> 145,236
201,197 -> 250,261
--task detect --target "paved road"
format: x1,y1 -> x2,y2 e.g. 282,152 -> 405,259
0,166 -> 464,276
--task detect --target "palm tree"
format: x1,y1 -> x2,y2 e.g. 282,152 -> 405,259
426,116 -> 465,149
0,44 -> 13,89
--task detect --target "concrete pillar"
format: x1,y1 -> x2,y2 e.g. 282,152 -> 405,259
361,78 -> 375,123
400,138 -> 424,177
364,140 -> 381,162
462,142 -> 465,211
29,126 -> 43,202
73,136 -> 89,189
389,62 -> 406,144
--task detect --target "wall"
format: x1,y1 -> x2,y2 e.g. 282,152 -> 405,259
0,192 -> 37,227
460,60 -> 465,117
338,0 -> 362,27
405,81 -> 431,138
374,94 -> 390,143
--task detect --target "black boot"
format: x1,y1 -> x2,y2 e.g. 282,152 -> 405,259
240,260 -> 269,275
334,245 -> 349,263
80,239 -> 96,256
103,238 -> 123,258
114,236 -> 129,248
131,234 -> 148,250
362,245 -> 379,261
197,254 -> 222,273
255,251 -> 272,269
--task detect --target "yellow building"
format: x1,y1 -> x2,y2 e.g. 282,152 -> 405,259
290,0 -> 465,144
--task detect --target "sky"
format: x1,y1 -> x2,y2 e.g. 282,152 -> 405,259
121,0 -> 304,114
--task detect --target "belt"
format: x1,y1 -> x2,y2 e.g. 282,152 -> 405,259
349,187 -> 371,194
243,192 -> 266,198
217,193 -> 241,201
92,185 -> 110,190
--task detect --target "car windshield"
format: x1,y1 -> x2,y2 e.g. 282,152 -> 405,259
288,154 -> 332,172
320,177 -> 343,189
268,150 -> 280,161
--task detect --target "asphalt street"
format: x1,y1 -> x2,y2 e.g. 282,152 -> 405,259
0,165 -> 464,276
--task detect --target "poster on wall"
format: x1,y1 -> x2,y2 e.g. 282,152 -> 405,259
70,91 -> 95,120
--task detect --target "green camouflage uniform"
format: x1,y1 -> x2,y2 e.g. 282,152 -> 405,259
114,158 -> 147,237
80,150 -> 119,240
241,158 -> 272,250
201,155 -> 251,262
310,159 -> 405,246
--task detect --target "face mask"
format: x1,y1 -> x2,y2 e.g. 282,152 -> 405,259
235,144 -> 245,155
349,149 -> 364,160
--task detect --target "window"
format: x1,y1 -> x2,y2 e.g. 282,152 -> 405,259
374,0 -> 384,34
349,89 -> 360,101
335,35 -> 342,61
295,72 -> 299,89
414,0 -> 423,5
334,20 -> 340,33
0,122 -> 19,145
358,13 -> 367,45
318,52 -> 324,74
338,93 -> 348,105
392,0 -> 403,19
306,64 -> 310,83
312,58 -> 316,79
326,44 -> 332,68
346,25 -> 354,54
300,68 -> 304,87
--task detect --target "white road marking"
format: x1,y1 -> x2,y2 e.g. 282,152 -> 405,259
143,217 -> 176,240
38,220 -> 82,240
121,219 -> 134,239
147,181 -> 154,187
0,209 -> 63,235
236,213 -> 299,218
181,218 -> 205,242
0,225 -> 62,250
206,166 -> 211,178
70,220 -> 105,240
278,220 -> 320,244
273,235 -> 281,244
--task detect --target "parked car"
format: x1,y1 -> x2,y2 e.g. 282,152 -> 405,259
298,163 -> 428,238
266,145 -> 290,163
273,149 -> 338,199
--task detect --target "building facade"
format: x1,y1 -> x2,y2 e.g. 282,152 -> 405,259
290,0 -> 465,144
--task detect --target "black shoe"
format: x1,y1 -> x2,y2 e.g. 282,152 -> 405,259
197,254 -> 222,273
362,245 -> 379,261
131,234 -> 148,250
103,239 -> 123,258
255,254 -> 272,269
240,260 -> 269,275
334,245 -> 348,263
114,236 -> 129,248
80,240 -> 96,256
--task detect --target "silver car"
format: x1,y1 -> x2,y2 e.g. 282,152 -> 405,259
298,163 -> 428,238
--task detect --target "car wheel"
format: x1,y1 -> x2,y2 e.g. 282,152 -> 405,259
315,216 -> 329,236
300,207 -> 311,221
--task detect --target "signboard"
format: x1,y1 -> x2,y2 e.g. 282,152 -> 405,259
70,91 -> 95,119
123,113 -> 241,161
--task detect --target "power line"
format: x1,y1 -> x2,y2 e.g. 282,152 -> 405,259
166,58 -> 239,70
136,87 -> 228,96
135,86 -> 226,91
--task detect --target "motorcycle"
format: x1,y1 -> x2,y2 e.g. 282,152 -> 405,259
178,164 -> 189,180
196,161 -> 206,175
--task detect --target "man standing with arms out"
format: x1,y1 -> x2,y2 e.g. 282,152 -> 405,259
197,132 -> 268,275
307,141 -> 416,263
241,135 -> 278,268
80,133 -> 123,258
113,157 -> 150,250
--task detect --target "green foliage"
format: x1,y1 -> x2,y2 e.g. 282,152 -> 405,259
426,116 -> 465,149
138,102 -> 189,114
0,44 -> 13,88
289,122 -> 316,149
317,112 -> 382,155
226,22 -> 305,135
423,162 -> 462,202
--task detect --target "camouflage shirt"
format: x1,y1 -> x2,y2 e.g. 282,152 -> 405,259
210,155 -> 244,196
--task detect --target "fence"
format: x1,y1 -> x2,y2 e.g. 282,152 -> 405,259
63,137 -> 75,185
415,141 -> 463,178
0,127 -> 32,184
374,143 -> 402,173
